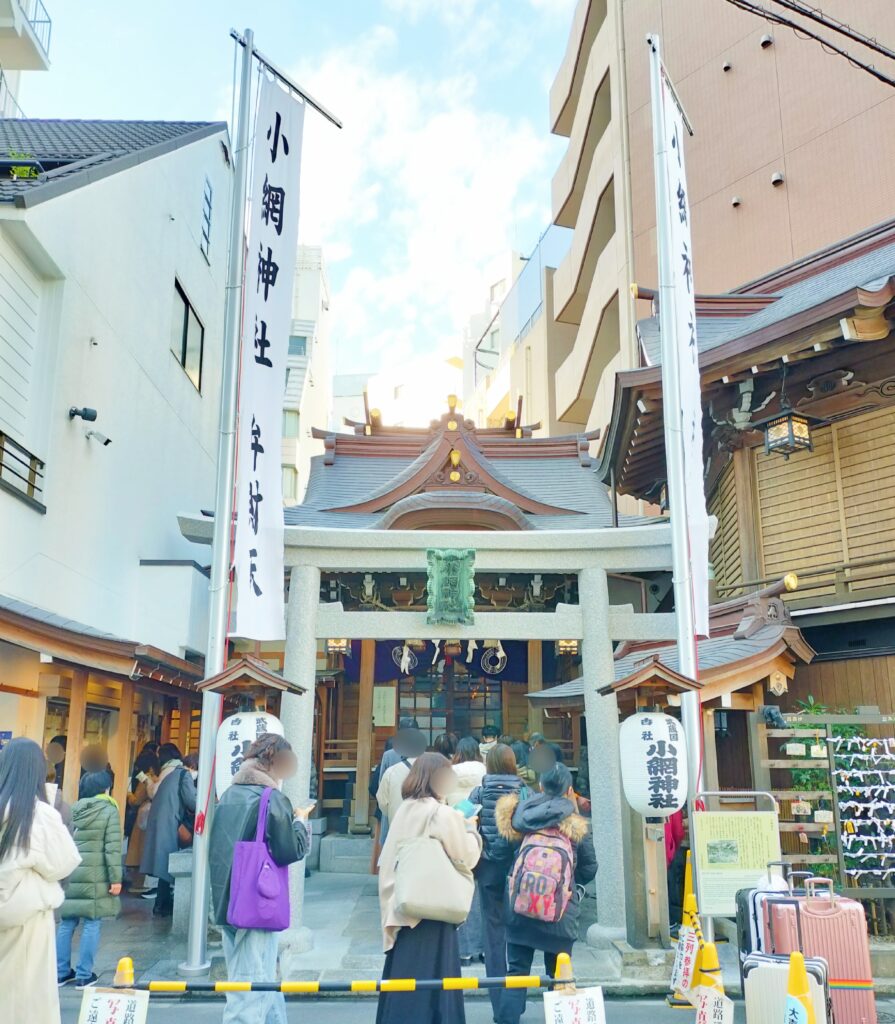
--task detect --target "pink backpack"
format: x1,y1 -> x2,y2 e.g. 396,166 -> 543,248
508,827 -> 574,923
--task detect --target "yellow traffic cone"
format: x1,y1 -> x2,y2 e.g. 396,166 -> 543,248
696,941 -> 724,996
114,956 -> 135,988
785,951 -> 816,1024
666,893 -> 703,1008
553,951 -> 576,994
683,849 -> 693,907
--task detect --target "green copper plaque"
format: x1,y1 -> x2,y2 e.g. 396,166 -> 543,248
426,548 -> 475,625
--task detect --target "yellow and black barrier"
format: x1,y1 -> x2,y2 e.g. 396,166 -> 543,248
113,955 -> 572,997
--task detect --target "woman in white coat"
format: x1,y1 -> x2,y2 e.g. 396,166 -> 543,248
0,737 -> 81,1024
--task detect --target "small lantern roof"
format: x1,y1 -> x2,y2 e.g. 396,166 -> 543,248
597,657 -> 701,699
196,656 -> 306,695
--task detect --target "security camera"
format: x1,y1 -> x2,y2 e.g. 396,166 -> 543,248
69,406 -> 98,421
760,34 -> 773,48
85,430 -> 112,447
731,196 -> 742,208
771,171 -> 785,187
722,60 -> 732,72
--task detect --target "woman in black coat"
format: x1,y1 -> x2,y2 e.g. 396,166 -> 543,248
494,763 -> 597,1024
469,743 -> 529,1019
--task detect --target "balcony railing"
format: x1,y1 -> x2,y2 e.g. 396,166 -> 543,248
716,553 -> 895,606
21,0 -> 51,57
0,68 -> 25,117
0,430 -> 45,511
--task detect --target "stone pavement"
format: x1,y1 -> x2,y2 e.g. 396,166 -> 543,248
59,871 -> 738,1000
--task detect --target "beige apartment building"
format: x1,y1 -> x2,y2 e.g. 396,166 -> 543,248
551,0 -> 895,436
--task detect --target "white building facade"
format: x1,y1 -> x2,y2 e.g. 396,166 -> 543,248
0,118 -> 231,797
281,244 -> 331,505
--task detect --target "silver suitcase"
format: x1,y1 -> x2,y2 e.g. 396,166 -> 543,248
743,953 -> 831,1022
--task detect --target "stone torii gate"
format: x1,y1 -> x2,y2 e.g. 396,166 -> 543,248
275,523 -> 677,957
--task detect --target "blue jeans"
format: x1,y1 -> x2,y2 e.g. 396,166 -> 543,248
221,926 -> 287,1024
56,916 -> 102,983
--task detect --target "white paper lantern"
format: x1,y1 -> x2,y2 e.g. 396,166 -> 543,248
215,711 -> 285,797
619,712 -> 688,817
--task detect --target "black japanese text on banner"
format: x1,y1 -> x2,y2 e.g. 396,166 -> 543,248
234,77 -> 305,640
659,67 -> 709,637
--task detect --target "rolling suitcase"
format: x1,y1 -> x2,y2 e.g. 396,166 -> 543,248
735,860 -> 793,977
743,952 -> 831,1023
768,878 -> 876,1024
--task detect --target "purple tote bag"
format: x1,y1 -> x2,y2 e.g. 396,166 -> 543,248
226,787 -> 290,931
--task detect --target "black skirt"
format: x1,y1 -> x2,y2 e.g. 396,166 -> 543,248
376,918 -> 466,1024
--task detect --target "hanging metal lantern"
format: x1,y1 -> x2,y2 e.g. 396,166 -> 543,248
326,638 -> 350,655
555,639 -> 579,656
752,362 -> 825,459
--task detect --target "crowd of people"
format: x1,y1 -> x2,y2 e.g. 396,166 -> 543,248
371,722 -> 596,1024
0,721 -> 601,1024
0,733 -> 207,1024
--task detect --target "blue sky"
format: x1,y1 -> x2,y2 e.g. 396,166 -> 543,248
23,1 -> 575,372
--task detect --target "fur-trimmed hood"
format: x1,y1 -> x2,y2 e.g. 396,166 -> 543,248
495,791 -> 589,844
231,758 -> 280,789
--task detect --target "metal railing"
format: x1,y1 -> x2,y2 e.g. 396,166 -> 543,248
0,69 -> 25,118
20,0 -> 51,57
716,553 -> 895,601
0,430 -> 45,507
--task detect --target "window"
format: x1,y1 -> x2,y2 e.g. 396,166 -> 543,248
200,177 -> 213,260
288,335 -> 307,357
283,410 -> 300,437
171,281 -> 204,390
490,279 -> 505,303
489,329 -> 499,351
282,466 -> 298,503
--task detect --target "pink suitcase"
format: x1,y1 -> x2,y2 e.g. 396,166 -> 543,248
768,878 -> 876,1024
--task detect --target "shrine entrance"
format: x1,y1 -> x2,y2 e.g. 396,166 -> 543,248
398,662 -> 504,746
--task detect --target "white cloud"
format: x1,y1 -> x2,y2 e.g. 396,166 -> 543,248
294,27 -> 556,375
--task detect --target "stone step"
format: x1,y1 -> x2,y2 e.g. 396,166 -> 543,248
319,834 -> 374,874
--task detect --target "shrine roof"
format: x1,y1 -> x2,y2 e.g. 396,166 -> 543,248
528,581 -> 815,706
636,218 -> 895,367
286,409 -> 649,531
528,625 -> 793,706
0,119 -> 227,207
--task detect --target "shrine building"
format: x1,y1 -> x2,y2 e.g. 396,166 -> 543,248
182,398 -> 679,940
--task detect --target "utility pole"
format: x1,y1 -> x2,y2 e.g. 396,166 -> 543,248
180,27 -> 254,977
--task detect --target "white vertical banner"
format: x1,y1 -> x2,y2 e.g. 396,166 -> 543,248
234,76 -> 305,640
654,47 -> 710,637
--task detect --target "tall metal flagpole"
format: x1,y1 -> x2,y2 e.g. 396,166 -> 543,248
647,34 -> 710,939
180,27 -> 255,976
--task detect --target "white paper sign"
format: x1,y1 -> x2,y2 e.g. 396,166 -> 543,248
791,800 -> 811,816
814,809 -> 834,824
786,743 -> 807,757
694,988 -> 734,1024
543,987 -> 606,1024
78,988 -> 149,1024
670,925 -> 700,993
654,50 -> 710,637
810,743 -> 826,758
233,75 -> 306,641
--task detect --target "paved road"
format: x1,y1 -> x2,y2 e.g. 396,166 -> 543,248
59,994 -> 895,1023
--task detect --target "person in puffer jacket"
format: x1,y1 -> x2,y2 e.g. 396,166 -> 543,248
468,743 -> 529,1019
56,770 -> 122,988
494,763 -> 597,1024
